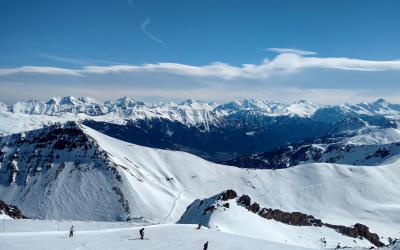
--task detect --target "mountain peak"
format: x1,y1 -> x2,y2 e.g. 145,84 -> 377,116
179,98 -> 197,105
115,96 -> 138,107
46,96 -> 78,105
374,98 -> 390,106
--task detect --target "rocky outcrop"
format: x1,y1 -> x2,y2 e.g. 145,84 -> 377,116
324,223 -> 384,247
220,189 -> 237,201
230,190 -> 384,247
258,208 -> 322,227
0,200 -> 27,219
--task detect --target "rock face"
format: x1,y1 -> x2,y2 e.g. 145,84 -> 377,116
323,223 -> 384,247
0,122 -> 131,221
0,200 -> 27,219
237,194 -> 322,227
258,208 -> 322,227
220,189 -> 238,201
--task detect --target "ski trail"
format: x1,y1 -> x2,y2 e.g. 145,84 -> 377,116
164,190 -> 185,222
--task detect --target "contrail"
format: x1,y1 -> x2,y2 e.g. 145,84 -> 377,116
140,18 -> 167,47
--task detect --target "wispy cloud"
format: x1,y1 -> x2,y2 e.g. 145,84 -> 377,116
0,66 -> 81,76
40,54 -> 88,66
128,0 -> 134,8
2,53 -> 400,79
266,48 -> 317,55
140,18 -> 167,47
40,54 -> 127,66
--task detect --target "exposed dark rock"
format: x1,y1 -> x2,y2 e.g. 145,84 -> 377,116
220,189 -> 237,201
222,203 -> 230,208
237,195 -> 251,207
323,223 -> 384,247
203,205 -> 216,215
0,200 -> 27,219
258,208 -> 322,227
248,202 -> 260,213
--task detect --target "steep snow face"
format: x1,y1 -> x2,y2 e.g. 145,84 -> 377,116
1,123 -> 399,240
0,123 -> 129,221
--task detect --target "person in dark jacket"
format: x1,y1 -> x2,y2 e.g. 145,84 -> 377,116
139,228 -> 145,240
69,225 -> 74,238
203,241 -> 209,250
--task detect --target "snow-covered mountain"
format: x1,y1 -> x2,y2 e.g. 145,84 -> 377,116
223,127 -> 400,169
2,96 -> 399,162
3,96 -> 400,129
0,122 -> 399,248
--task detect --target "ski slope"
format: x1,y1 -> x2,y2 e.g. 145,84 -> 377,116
0,222 -> 310,250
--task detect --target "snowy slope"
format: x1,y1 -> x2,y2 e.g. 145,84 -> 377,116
0,222 -> 313,250
1,122 -> 399,244
223,126 -> 400,169
178,192 -> 379,248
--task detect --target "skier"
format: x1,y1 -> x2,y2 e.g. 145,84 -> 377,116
203,241 -> 209,250
69,225 -> 74,238
139,228 -> 145,240
196,223 -> 202,230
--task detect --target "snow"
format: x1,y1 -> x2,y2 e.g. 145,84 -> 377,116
345,127 -> 400,145
0,221 -> 312,250
0,121 -> 400,248
1,96 -> 400,137
1,211 -> 12,219
68,126 -> 400,236
285,100 -> 320,117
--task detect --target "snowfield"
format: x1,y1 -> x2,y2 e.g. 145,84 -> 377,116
0,222 -> 312,250
84,125 -> 400,235
1,221 -> 399,250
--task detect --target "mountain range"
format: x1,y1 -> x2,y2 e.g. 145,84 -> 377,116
1,98 -> 400,249
1,97 -> 400,163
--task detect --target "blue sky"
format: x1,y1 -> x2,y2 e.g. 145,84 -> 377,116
1,0 -> 400,104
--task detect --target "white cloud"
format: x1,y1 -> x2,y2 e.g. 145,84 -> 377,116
2,53 -> 400,79
40,54 -> 126,66
140,18 -> 167,47
266,48 -> 317,55
0,66 -> 81,76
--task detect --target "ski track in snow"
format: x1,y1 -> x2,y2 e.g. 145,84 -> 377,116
165,190 -> 186,222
